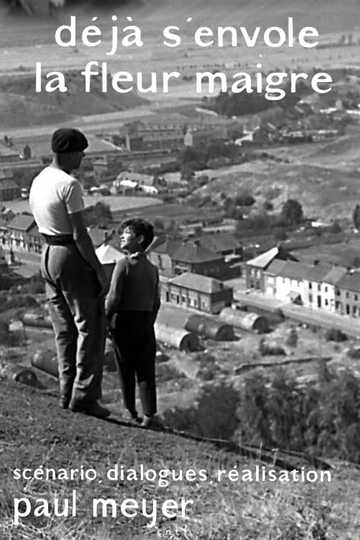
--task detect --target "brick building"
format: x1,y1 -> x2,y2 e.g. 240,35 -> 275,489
149,238 -> 229,279
161,272 -> 233,314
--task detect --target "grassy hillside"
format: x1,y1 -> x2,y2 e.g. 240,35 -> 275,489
0,73 -> 147,128
194,156 -> 360,220
1,0 -> 360,42
136,0 -> 360,32
1,380 -> 360,539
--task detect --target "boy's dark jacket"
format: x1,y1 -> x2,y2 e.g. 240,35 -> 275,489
105,252 -> 160,322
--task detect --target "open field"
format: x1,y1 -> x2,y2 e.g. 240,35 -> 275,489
194,126 -> 360,220
1,0 -> 360,130
3,194 -> 161,214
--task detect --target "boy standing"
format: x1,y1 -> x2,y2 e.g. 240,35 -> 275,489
105,219 -> 160,427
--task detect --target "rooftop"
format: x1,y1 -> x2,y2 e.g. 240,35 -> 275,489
193,232 -> 241,254
247,247 -> 280,269
337,271 -> 360,292
151,236 -> 182,256
7,213 -> 36,232
170,272 -> 229,294
172,242 -> 223,264
323,266 -> 348,285
247,246 -> 297,269
266,259 -> 332,282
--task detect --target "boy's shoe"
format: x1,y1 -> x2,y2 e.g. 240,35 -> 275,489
124,410 -> 142,424
141,415 -> 163,429
59,396 -> 70,409
69,400 -> 111,419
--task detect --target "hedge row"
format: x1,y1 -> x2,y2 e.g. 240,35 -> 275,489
237,367 -> 360,463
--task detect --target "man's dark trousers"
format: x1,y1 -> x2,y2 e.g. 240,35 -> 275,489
41,243 -> 105,407
113,311 -> 157,417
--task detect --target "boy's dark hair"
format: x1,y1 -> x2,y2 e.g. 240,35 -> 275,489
119,218 -> 154,250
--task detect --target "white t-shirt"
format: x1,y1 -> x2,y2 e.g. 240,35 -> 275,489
29,166 -> 84,235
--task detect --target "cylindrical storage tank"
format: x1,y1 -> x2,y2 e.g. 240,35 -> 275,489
156,306 -> 191,329
31,351 -> 58,377
155,323 -> 200,352
0,363 -> 39,387
22,313 -> 52,329
185,314 -> 234,341
220,309 -> 269,333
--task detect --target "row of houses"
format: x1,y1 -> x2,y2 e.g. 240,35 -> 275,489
0,214 -> 42,253
96,232 -> 241,281
245,247 -> 360,318
97,239 -> 234,315
93,233 -> 235,315
0,214 -> 232,316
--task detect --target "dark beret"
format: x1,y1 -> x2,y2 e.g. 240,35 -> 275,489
51,128 -> 88,153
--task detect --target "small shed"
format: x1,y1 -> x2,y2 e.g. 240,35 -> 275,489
156,305 -> 191,329
155,323 -> 200,352
185,314 -> 234,341
220,308 -> 269,333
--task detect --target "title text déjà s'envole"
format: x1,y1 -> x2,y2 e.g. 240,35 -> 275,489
34,16 -> 333,101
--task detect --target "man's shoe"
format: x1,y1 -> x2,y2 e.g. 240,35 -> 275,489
141,415 -> 162,429
70,401 -> 111,419
124,410 -> 142,424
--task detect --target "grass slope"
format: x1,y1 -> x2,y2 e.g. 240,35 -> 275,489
1,0 -> 360,44
1,380 -> 360,539
0,73 -> 147,128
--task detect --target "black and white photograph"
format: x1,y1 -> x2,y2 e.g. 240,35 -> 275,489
0,1 -> 360,538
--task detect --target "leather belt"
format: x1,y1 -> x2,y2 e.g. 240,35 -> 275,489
42,234 -> 74,246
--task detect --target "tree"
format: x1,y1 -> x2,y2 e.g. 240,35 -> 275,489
235,192 -> 255,207
353,204 -> 360,230
281,199 -> 304,226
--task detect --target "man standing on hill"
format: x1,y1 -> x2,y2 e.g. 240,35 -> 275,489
29,128 -> 110,418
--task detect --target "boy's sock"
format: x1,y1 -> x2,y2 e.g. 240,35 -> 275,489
141,415 -> 153,428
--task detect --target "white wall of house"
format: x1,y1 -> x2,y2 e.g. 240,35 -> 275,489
265,274 -> 305,303
318,282 -> 336,313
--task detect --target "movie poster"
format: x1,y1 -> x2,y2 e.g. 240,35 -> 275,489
0,1 -> 359,539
